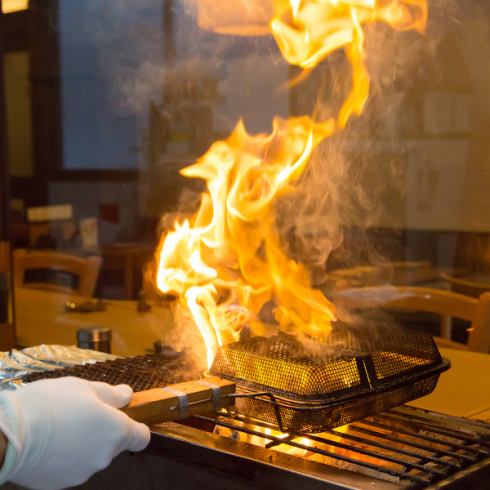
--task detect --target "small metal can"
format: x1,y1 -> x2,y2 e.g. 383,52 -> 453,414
77,326 -> 112,354
153,340 -> 183,360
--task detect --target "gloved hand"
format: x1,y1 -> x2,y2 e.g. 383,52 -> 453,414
0,377 -> 150,490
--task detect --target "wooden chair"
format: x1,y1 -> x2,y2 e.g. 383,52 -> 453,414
325,261 -> 436,291
100,243 -> 150,299
13,249 -> 102,298
0,242 -> 15,350
440,272 -> 490,298
332,286 -> 490,354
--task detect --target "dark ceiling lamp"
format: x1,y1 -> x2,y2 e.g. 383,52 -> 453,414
197,0 -> 273,37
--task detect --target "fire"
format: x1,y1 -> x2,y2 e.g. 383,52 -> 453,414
276,436 -> 315,457
156,116 -> 336,366
271,0 -> 427,127
155,0 -> 428,368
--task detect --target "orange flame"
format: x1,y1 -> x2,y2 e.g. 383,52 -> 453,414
271,0 -> 427,127
155,0 -> 428,368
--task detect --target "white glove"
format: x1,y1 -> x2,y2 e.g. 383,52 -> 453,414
0,377 -> 150,490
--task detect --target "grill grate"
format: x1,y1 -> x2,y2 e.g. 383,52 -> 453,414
22,354 -> 199,392
202,405 -> 490,487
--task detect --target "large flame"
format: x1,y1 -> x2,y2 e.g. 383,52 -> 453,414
271,0 -> 427,127
155,0 -> 427,367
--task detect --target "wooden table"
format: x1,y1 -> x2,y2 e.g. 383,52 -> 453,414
410,347 -> 490,422
14,287 -> 175,357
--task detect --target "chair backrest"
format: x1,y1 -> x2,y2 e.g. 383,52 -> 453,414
0,241 -> 10,276
440,273 -> 490,298
0,242 -> 15,351
13,249 -> 101,298
333,286 -> 490,353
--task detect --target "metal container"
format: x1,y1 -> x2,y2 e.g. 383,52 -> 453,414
77,327 -> 112,354
210,323 -> 450,432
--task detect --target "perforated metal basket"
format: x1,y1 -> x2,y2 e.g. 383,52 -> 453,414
210,323 -> 450,432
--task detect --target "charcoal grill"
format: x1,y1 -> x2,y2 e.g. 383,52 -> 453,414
21,346 -> 489,489
142,405 -> 490,489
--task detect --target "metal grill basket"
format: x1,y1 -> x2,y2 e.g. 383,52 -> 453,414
210,323 -> 449,432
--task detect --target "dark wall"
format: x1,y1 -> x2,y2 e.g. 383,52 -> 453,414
0,8 -> 11,241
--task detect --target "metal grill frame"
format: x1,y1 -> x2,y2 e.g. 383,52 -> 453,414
19,351 -> 489,488
231,368 -> 446,432
148,405 -> 490,489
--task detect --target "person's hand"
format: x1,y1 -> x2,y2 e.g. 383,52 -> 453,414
0,377 -> 150,490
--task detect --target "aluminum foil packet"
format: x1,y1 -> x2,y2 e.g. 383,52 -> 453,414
0,345 -> 118,390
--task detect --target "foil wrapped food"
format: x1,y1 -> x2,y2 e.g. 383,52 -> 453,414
0,345 -> 118,389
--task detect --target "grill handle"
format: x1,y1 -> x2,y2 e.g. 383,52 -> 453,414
121,376 -> 236,426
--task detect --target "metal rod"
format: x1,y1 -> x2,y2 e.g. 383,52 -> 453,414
391,406 -> 490,431
218,411 -> 280,432
350,423 -> 476,463
218,411 -> 461,471
363,418 -> 483,456
227,392 -> 286,432
168,396 -> 228,411
381,412 -> 490,449
327,427 -> 462,470
195,414 -> 430,484
298,432 -> 447,477
265,434 -> 294,449
215,410 -> 483,470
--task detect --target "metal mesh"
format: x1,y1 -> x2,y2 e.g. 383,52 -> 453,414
22,355 -> 198,392
211,324 -> 442,400
210,333 -> 362,399
325,323 -> 441,381
235,375 -> 440,433
210,324 -> 447,432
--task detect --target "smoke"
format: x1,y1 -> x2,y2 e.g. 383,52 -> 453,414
81,0 -> 460,333
165,304 -> 209,370
80,0 -> 281,121
276,0 -> 459,289
71,0 -> 168,116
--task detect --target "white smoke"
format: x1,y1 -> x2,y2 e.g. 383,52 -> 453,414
276,2 -> 458,288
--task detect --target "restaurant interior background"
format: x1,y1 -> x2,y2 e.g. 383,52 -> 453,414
1,0 -> 490,358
